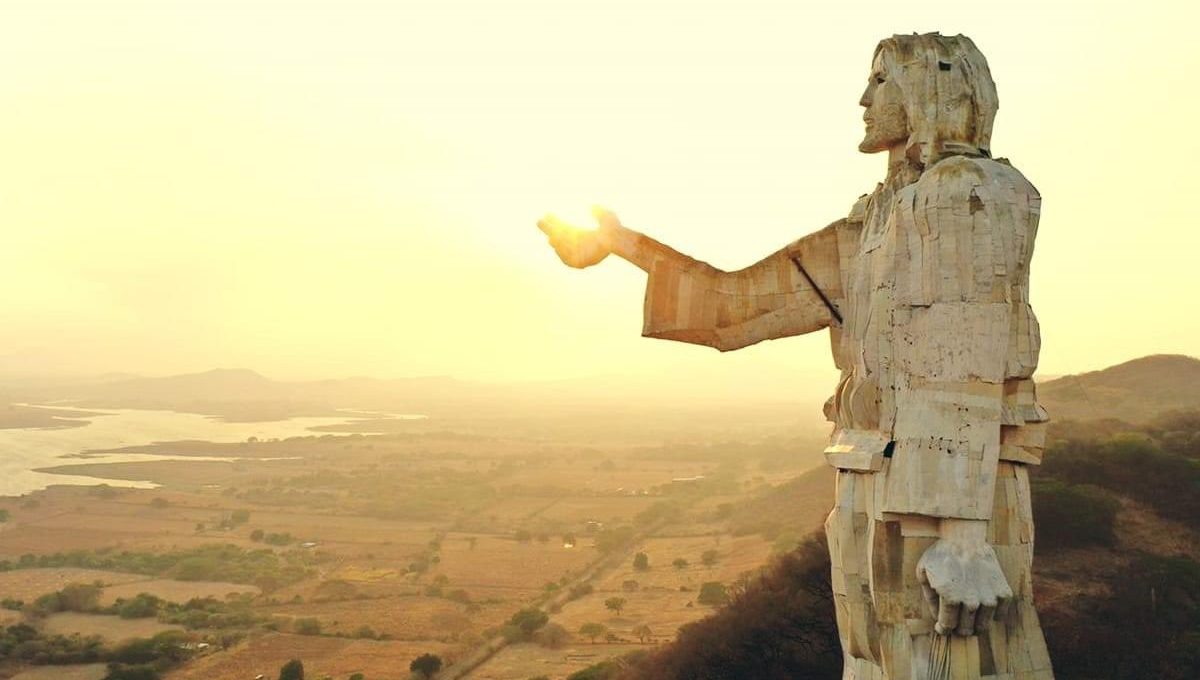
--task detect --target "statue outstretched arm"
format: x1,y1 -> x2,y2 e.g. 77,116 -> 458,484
877,157 -> 1041,635
609,212 -> 843,351
539,209 -> 844,351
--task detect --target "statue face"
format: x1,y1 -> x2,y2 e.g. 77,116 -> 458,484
858,52 -> 908,154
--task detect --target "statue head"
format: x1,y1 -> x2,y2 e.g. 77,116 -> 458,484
859,33 -> 998,169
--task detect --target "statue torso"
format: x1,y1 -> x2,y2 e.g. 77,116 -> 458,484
824,155 -> 1049,469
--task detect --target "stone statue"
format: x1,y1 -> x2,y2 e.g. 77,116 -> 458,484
538,32 -> 1053,680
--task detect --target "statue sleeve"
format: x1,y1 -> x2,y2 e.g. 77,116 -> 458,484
879,158 -> 1039,521
639,221 -> 844,351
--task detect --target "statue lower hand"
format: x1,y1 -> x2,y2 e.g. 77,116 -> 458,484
536,208 -> 618,269
916,519 -> 1013,636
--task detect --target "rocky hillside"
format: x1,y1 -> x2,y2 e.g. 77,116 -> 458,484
1039,354 -> 1200,423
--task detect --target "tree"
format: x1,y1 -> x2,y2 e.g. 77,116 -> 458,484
250,529 -> 265,541
604,597 -> 627,615
534,622 -> 569,648
410,652 -> 443,678
633,624 -> 653,643
579,622 -> 608,643
278,658 -> 304,680
701,549 -> 720,567
697,581 -> 728,606
293,617 -> 321,635
508,607 -> 550,639
230,509 -> 250,524
632,552 -> 650,571
672,558 -> 689,570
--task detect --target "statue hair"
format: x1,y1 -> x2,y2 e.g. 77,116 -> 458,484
874,33 -> 999,170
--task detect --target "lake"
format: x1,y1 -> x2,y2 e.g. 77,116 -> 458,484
0,405 -> 414,496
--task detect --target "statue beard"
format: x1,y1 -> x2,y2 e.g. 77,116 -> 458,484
859,104 -> 908,154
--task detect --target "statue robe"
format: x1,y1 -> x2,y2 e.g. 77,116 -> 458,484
637,153 -> 1054,680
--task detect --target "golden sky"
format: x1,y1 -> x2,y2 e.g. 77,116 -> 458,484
2,0 -> 1197,391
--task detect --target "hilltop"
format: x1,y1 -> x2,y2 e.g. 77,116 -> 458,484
1039,354 -> 1200,422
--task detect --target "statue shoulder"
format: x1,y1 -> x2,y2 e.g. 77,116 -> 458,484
915,155 -> 1040,205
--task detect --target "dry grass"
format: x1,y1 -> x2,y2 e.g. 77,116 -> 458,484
260,595 -> 510,641
165,633 -> 457,680
8,663 -> 108,680
595,534 -> 773,591
426,535 -> 594,590
41,612 -> 181,642
462,641 -> 649,680
534,497 -> 661,525
0,569 -> 148,602
99,579 -> 258,606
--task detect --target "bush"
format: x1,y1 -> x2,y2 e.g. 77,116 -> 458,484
115,593 -> 163,619
410,652 -> 442,677
1031,480 -> 1120,550
278,658 -> 304,680
293,618 -> 321,635
103,664 -> 161,680
507,608 -> 549,640
534,622 -> 569,648
633,552 -> 650,571
697,582 -> 728,606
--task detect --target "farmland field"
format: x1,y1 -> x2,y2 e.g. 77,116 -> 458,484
164,633 -> 457,680
0,410 -> 822,680
41,612 -> 181,641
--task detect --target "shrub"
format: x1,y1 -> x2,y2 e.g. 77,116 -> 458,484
103,664 -> 161,680
1031,480 -> 1120,550
697,582 -> 728,606
633,552 -> 650,571
410,652 -> 442,678
534,622 -> 569,648
293,618 -> 321,635
278,658 -> 304,680
507,608 -> 549,639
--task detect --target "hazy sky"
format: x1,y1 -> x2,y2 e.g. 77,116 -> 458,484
2,0 -> 1197,387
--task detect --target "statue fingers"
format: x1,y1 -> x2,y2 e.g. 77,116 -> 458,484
975,602 -> 997,632
921,583 -> 940,621
994,594 -> 1013,624
935,597 -> 961,636
956,601 -> 980,636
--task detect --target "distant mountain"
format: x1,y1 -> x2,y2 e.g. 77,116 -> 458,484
1039,354 -> 1200,423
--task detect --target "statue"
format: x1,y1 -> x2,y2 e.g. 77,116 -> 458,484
538,33 -> 1053,680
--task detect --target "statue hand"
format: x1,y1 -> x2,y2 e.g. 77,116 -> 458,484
536,209 -> 615,269
916,522 -> 1013,636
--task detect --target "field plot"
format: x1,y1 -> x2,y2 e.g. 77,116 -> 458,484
463,641 -> 647,680
554,587 -> 718,642
0,609 -> 24,626
474,497 -> 559,525
428,535 -> 594,590
0,525 -> 147,556
262,594 -> 510,641
534,497 -> 661,525
165,633 -> 457,680
596,534 -> 774,591
42,612 -> 181,641
0,569 -> 148,601
99,578 -> 257,606
9,663 -> 108,680
497,460 -> 715,493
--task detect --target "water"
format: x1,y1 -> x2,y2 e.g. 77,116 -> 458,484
0,405 -> 420,496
